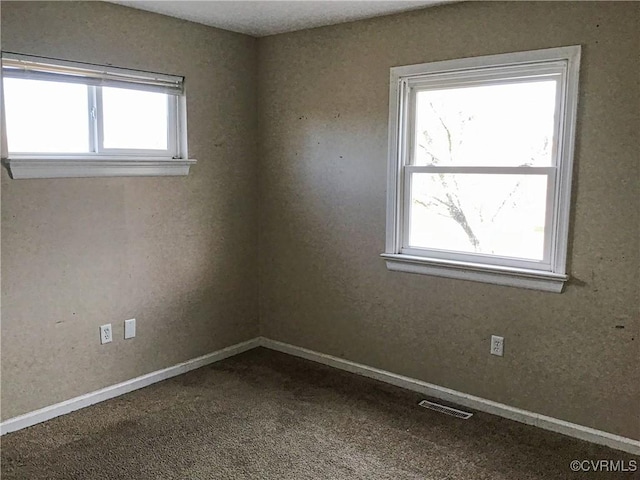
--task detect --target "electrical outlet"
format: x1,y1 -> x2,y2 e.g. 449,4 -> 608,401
100,324 -> 112,344
490,335 -> 504,356
124,318 -> 136,339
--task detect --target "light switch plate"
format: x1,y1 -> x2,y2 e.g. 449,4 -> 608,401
124,318 -> 136,339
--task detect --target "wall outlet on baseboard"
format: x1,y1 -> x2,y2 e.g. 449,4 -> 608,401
124,318 -> 136,339
490,335 -> 504,356
100,324 -> 112,344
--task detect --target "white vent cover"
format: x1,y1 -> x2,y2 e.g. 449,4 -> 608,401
418,400 -> 473,419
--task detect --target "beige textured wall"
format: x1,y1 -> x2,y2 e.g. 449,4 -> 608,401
0,0 -> 638,442
258,2 -> 639,439
1,2 -> 259,420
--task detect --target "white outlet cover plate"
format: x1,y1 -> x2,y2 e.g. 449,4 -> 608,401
100,324 -> 112,344
124,318 -> 136,339
491,335 -> 504,356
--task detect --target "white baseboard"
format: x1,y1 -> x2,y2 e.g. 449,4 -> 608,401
3,335 -> 638,456
258,337 -> 640,455
0,338 -> 260,436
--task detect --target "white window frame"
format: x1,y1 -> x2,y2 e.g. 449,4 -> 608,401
382,46 -> 581,293
0,52 -> 196,178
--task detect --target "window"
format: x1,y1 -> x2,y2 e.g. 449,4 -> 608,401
1,52 -> 195,178
382,46 -> 581,292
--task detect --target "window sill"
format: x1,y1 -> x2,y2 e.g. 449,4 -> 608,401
5,157 -> 197,179
380,253 -> 568,293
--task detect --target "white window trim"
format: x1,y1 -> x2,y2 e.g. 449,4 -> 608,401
382,46 -> 581,293
1,52 -> 196,179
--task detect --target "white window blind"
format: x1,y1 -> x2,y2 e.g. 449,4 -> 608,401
2,53 -> 184,95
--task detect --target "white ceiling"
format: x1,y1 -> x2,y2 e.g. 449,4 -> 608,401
109,1 -> 448,37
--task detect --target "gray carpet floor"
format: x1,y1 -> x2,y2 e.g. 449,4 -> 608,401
1,347 -> 638,479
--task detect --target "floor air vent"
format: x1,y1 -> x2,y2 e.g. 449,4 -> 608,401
418,400 -> 473,419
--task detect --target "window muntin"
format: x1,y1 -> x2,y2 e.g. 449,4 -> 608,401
384,47 -> 581,292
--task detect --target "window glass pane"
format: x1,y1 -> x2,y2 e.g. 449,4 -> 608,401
414,80 -> 557,167
3,78 -> 89,153
409,173 -> 548,260
102,87 -> 168,150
